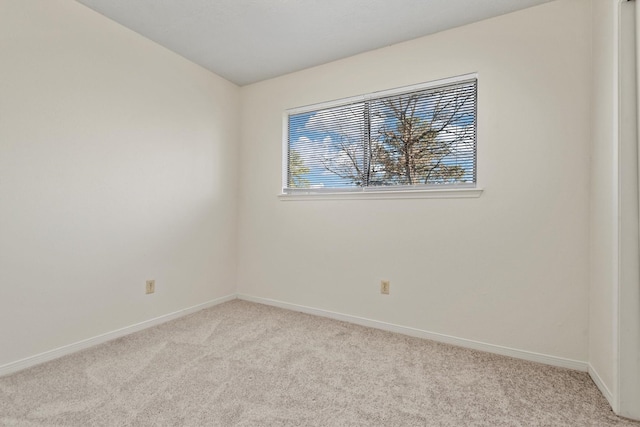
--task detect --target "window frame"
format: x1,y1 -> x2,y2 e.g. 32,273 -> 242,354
280,73 -> 483,200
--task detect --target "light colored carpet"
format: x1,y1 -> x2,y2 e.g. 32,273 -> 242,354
0,300 -> 638,426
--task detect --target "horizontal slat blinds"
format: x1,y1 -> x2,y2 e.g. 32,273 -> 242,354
288,102 -> 365,189
286,77 -> 477,191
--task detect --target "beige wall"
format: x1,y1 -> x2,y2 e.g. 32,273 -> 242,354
589,1 -> 640,418
617,0 -> 640,419
0,1 -> 239,366
589,0 -> 617,401
238,0 -> 591,362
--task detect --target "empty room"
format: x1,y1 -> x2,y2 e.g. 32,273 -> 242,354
1,0 -> 640,425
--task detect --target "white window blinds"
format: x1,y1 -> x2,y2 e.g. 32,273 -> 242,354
286,76 -> 477,192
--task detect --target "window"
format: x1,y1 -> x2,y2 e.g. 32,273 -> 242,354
283,74 -> 478,197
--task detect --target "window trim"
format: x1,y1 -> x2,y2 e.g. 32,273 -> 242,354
278,185 -> 483,201
281,73 -> 480,199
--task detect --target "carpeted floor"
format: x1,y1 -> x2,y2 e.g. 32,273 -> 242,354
1,300 -> 638,426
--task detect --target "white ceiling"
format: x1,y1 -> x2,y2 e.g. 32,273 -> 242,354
75,0 -> 553,86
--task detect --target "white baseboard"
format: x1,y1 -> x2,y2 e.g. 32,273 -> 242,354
2,293 -> 589,379
0,294 -> 237,377
238,294 -> 588,372
588,363 -> 617,411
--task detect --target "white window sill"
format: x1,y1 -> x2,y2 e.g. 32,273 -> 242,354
278,187 -> 483,201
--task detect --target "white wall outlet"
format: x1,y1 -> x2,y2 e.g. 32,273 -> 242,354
145,280 -> 155,294
381,280 -> 390,295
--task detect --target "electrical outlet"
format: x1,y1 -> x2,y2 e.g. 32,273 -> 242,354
381,280 -> 390,295
146,280 -> 155,294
